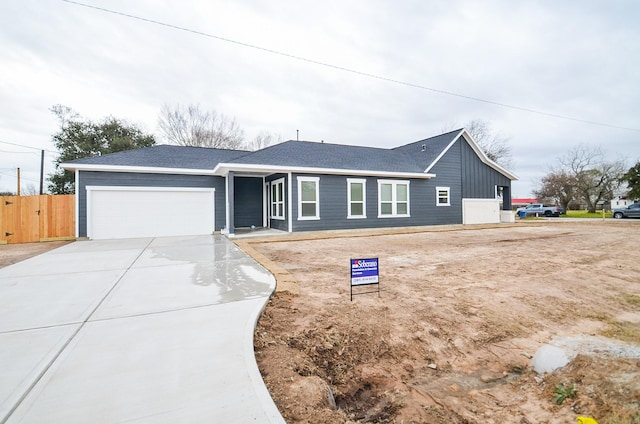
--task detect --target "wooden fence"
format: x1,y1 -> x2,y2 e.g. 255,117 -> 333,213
0,195 -> 75,244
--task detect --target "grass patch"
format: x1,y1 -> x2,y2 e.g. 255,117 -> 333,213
561,210 -> 612,219
601,320 -> 640,343
620,293 -> 640,308
585,312 -> 640,342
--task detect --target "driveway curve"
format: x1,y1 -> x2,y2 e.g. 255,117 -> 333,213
0,235 -> 284,423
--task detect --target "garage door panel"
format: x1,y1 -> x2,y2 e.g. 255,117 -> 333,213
88,187 -> 214,239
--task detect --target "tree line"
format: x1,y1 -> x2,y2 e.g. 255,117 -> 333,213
47,104 -> 515,195
44,103 -> 639,206
47,104 -> 282,194
533,145 -> 638,213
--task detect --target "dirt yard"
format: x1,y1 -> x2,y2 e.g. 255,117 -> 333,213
0,241 -> 71,268
248,221 -> 640,423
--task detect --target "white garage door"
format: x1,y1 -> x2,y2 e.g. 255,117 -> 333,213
87,186 -> 215,239
462,198 -> 500,225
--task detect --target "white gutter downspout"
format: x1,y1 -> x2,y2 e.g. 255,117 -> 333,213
223,173 -> 230,235
262,177 -> 267,228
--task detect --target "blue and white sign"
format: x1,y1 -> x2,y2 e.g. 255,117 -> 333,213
351,258 -> 379,286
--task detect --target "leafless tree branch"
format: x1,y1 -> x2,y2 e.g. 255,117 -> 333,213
158,104 -> 245,149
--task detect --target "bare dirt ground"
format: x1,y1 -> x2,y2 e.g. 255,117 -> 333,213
248,221 -> 640,423
0,241 -> 71,268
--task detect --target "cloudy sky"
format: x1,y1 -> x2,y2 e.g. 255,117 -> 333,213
1,0 -> 638,197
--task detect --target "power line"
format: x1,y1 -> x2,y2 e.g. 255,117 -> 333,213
0,170 -> 40,184
61,0 -> 640,133
0,149 -> 38,155
0,140 -> 57,154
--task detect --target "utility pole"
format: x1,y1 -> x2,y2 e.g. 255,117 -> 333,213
17,167 -> 21,196
39,149 -> 45,195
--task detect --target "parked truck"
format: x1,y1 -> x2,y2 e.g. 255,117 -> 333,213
516,203 -> 561,217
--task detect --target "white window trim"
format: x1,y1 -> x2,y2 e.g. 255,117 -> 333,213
347,178 -> 367,219
297,176 -> 320,220
436,186 -> 451,207
377,179 -> 410,218
270,178 -> 285,220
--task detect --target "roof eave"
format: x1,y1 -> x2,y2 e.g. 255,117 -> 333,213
61,163 -> 217,175
214,163 -> 436,179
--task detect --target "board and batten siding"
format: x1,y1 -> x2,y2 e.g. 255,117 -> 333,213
459,139 -> 511,198
77,171 -> 226,237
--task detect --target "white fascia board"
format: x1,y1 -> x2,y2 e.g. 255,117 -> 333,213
214,163 -> 435,179
61,163 -> 217,175
424,129 -> 519,181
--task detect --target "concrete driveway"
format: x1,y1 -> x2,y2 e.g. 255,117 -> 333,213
0,235 -> 284,423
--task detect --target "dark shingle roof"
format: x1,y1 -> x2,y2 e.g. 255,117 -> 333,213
223,140 -> 427,173
392,129 -> 462,169
63,145 -> 250,170
62,129 -> 483,177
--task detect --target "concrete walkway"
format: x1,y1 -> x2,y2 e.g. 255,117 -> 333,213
0,235 -> 284,423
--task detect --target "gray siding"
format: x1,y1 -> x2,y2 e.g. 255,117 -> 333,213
77,171 -> 226,237
426,139 -> 463,224
290,173 -> 460,232
288,139 -> 512,232
234,177 -> 263,228
460,140 -> 511,198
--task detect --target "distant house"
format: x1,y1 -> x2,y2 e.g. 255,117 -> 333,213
611,195 -> 637,210
512,197 -> 538,209
61,128 -> 518,240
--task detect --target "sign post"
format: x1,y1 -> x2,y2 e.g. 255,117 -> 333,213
350,257 -> 380,301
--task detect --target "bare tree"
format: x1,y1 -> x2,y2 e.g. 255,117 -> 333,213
443,119 -> 514,169
533,170 -> 577,212
465,119 -> 514,169
559,144 -> 626,213
22,184 -> 39,196
158,104 -> 245,149
246,131 -> 282,151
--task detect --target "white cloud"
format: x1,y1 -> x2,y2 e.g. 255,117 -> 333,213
0,0 -> 638,196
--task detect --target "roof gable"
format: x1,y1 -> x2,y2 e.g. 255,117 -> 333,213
394,128 -> 517,181
453,130 -> 518,180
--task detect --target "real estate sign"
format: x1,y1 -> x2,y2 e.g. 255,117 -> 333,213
350,257 -> 380,300
350,258 -> 379,285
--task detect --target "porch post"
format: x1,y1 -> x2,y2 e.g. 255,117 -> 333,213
227,171 -> 235,235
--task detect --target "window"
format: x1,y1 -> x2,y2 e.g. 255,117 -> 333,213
270,178 -> 285,219
377,180 -> 410,217
297,176 -> 319,220
347,178 -> 366,219
436,187 -> 450,206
